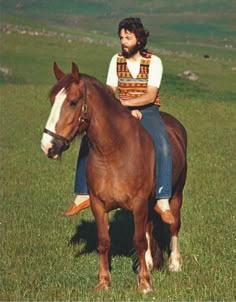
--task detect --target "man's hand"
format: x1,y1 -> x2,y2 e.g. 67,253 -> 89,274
119,98 -> 142,119
131,110 -> 142,120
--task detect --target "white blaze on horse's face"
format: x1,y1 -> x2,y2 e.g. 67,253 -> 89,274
41,88 -> 67,156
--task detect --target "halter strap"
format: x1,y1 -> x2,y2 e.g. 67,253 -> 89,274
43,128 -> 70,143
43,84 -> 88,149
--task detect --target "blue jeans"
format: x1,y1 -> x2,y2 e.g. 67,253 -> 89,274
74,104 -> 172,199
74,135 -> 89,194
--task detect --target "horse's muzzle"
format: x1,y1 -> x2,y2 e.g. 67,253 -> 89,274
47,140 -> 70,159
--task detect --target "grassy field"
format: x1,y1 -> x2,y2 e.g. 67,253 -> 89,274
0,4 -> 236,301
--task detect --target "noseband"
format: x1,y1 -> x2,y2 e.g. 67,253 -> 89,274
43,84 -> 88,151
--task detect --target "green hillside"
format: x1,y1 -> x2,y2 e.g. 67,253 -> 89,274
1,0 -> 236,49
1,0 -> 236,90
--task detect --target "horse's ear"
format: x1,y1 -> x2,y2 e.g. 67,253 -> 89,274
71,62 -> 80,82
53,62 -> 65,81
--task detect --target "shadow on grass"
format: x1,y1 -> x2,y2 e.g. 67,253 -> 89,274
69,209 -> 135,257
69,208 -> 171,272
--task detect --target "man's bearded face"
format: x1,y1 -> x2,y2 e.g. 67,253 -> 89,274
122,43 -> 140,58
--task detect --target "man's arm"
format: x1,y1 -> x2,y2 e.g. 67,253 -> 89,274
106,54 -> 118,89
120,86 -> 158,107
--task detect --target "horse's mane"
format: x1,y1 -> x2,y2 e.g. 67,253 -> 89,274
49,74 -> 75,101
82,74 -> 118,103
49,73 -> 118,104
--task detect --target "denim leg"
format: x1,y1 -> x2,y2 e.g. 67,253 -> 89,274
74,135 -> 89,194
139,105 -> 172,199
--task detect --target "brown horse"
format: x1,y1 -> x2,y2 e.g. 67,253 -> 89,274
41,62 -> 187,293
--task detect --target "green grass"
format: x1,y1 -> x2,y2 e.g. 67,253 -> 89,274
0,10 -> 236,301
0,83 -> 235,301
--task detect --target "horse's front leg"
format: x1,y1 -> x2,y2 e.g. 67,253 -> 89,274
91,198 -> 110,291
133,201 -> 153,293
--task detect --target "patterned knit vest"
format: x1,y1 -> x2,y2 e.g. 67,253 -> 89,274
116,52 -> 160,106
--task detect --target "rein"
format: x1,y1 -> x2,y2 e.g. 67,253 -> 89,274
43,84 -> 88,150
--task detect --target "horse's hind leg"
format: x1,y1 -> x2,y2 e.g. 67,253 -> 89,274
169,190 -> 183,272
133,202 -> 152,293
145,222 -> 154,271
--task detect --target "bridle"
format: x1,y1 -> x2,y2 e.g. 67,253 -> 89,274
43,84 -> 88,151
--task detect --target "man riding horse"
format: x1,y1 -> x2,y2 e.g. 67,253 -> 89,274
65,17 -> 174,224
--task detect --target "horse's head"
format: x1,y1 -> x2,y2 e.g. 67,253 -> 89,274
41,62 -> 88,159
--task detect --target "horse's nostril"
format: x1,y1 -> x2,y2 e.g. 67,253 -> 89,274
47,141 -> 65,159
48,147 -> 57,159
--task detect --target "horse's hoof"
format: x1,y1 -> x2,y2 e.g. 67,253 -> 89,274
137,283 -> 153,294
95,282 -> 109,291
169,256 -> 182,272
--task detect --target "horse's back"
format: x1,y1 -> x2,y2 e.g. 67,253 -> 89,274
160,112 -> 187,146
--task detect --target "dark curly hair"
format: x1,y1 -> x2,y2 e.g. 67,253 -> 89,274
118,17 -> 149,53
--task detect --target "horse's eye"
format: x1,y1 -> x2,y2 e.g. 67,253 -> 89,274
69,99 -> 78,107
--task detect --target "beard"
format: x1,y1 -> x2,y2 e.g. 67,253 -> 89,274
122,43 -> 140,58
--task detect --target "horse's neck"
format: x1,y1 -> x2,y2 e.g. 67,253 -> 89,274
86,87 -> 131,155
